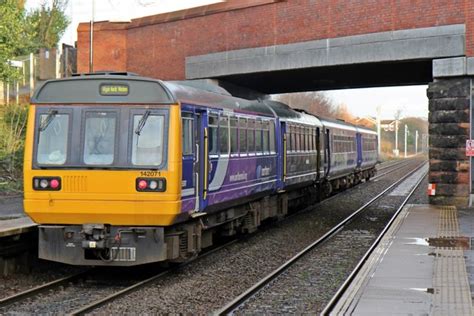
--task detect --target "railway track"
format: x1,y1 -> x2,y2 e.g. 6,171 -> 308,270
318,156 -> 418,207
0,241 -> 236,315
215,160 -> 428,315
373,158 -> 415,180
321,164 -> 427,315
0,158 -> 424,314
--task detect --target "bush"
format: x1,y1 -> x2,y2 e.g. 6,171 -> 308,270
0,103 -> 28,192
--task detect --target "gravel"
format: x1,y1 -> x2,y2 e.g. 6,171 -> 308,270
0,259 -> 83,300
91,158 -> 426,314
236,161 -> 427,314
1,158 -> 426,314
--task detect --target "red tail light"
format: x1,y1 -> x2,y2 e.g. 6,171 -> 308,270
138,180 -> 148,190
50,179 -> 60,189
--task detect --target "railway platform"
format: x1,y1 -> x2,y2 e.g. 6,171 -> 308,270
331,204 -> 474,315
0,217 -> 36,238
0,196 -> 34,238
0,197 -> 36,276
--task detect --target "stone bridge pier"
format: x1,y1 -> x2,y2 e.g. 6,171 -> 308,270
429,58 -> 473,206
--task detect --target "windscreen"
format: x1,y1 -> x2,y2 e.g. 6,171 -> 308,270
37,113 -> 69,165
34,106 -> 168,169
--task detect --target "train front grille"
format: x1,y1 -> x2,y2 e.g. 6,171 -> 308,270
63,176 -> 88,192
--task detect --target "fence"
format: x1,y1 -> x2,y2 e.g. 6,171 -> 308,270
1,45 -> 77,105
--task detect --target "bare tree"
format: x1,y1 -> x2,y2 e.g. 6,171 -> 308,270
272,91 -> 338,118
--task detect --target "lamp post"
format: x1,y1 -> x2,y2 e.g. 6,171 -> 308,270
394,120 -> 399,157
415,130 -> 418,154
376,106 -> 381,156
404,124 -> 408,158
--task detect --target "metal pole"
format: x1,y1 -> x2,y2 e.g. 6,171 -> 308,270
6,82 -> 9,104
415,130 -> 418,154
404,124 -> 408,158
376,106 -> 381,156
29,53 -> 34,96
89,0 -> 94,73
55,49 -> 60,78
395,120 -> 398,157
22,61 -> 26,86
15,81 -> 19,104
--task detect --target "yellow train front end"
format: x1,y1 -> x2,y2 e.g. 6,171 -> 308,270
23,74 -> 184,266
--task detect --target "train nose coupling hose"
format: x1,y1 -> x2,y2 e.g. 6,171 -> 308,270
80,224 -> 122,262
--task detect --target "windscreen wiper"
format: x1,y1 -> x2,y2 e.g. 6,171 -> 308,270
135,110 -> 151,135
38,109 -> 58,132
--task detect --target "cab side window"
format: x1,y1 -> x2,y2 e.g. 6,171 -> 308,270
208,114 -> 218,155
182,115 -> 193,156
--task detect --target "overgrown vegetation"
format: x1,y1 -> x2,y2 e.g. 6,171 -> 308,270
0,0 -> 69,195
0,104 -> 28,194
0,0 -> 69,83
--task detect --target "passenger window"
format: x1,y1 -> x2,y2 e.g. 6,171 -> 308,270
37,113 -> 69,165
296,127 -> 300,152
291,127 -> 295,152
230,117 -> 238,154
262,121 -> 270,154
255,120 -> 263,154
84,111 -> 117,165
132,114 -> 164,166
219,116 -> 229,154
239,118 -> 247,155
248,119 -> 255,154
287,127 -> 292,152
182,116 -> 194,156
269,121 -> 275,153
304,128 -> 308,152
209,115 -> 218,155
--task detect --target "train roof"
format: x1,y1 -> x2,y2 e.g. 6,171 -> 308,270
163,81 -> 274,116
316,117 -> 358,132
318,116 -> 377,134
31,73 -> 376,133
263,101 -> 323,127
31,73 -> 276,117
357,126 -> 377,135
31,73 -> 176,104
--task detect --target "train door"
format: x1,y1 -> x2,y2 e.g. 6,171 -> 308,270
280,121 -> 287,187
316,127 -> 321,180
182,109 -> 208,214
324,128 -> 331,177
196,110 -> 209,211
356,132 -> 363,168
181,112 -> 198,212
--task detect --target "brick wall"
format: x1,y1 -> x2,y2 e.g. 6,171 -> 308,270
427,78 -> 470,206
77,23 -> 128,73
77,0 -> 470,78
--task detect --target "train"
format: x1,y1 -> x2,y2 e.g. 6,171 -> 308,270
24,72 -> 377,266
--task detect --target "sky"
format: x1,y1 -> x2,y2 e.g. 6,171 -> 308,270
325,85 -> 428,120
25,0 -> 429,120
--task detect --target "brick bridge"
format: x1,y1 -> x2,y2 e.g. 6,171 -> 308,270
77,0 -> 474,206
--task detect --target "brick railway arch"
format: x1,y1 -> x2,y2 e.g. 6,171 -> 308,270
77,0 -> 474,207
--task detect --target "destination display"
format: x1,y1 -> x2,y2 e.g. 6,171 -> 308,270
100,83 -> 130,96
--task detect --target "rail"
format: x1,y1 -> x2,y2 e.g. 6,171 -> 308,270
215,160 -> 427,315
